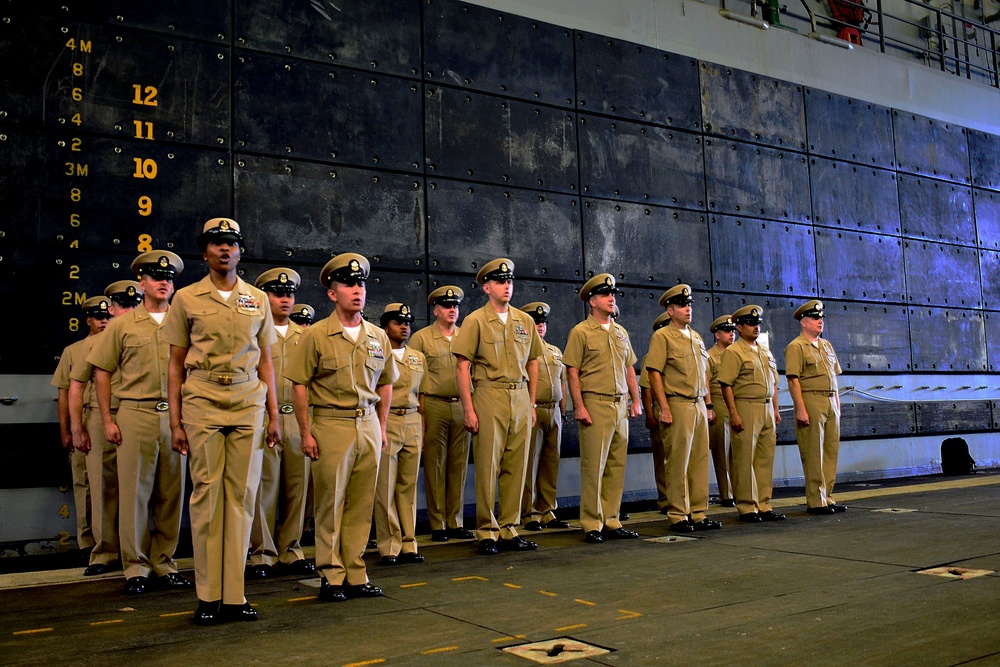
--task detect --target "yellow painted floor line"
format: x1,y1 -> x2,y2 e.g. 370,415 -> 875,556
288,595 -> 317,602
89,619 -> 123,626
399,582 -> 426,588
13,628 -> 54,636
538,590 -> 558,597
453,575 -> 488,581
342,659 -> 385,667
160,611 -> 194,618
492,634 -> 527,643
503,583 -> 522,589
421,646 -> 459,655
617,609 -> 642,620
555,623 -> 587,632
574,598 -> 596,606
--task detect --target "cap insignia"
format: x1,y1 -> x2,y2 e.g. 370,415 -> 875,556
158,256 -> 168,268
446,288 -> 454,297
401,305 -> 410,316
350,259 -> 360,272
219,220 -> 231,231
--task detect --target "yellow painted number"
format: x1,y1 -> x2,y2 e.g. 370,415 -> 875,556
69,213 -> 81,228
137,196 -> 153,217
137,234 -> 153,252
58,504 -> 70,519
58,531 -> 71,546
70,187 -> 81,202
131,84 -> 158,106
132,158 -> 157,179
68,318 -> 79,332
133,120 -> 154,140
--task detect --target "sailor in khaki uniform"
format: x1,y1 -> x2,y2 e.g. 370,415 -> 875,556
163,218 -> 280,625
452,258 -> 543,555
564,274 -> 642,544
639,311 -> 672,514
246,268 -> 315,579
289,304 -> 315,327
69,282 -> 141,575
717,305 -> 785,523
285,253 -> 398,602
646,285 -> 720,533
51,298 -> 110,557
785,300 -> 845,515
519,302 -> 569,532
708,315 -> 738,508
87,251 -> 192,594
408,285 -> 474,542
375,303 -> 426,565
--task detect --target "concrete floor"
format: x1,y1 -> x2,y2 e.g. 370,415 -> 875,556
1,474 -> 998,666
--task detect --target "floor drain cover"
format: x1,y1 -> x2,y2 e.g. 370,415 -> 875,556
917,567 -> 994,580
644,535 -> 699,544
503,638 -> 612,663
872,508 -> 918,513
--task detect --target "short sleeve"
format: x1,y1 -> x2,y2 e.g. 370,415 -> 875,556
161,293 -> 190,348
87,319 -> 124,373
784,341 -> 803,378
450,312 -> 480,362
717,347 -> 740,386
561,325 -> 585,370
645,330 -> 667,374
256,294 -> 278,348
284,327 -> 319,386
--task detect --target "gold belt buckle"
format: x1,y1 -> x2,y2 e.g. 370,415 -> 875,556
279,404 -> 294,414
507,383 -> 516,390
154,401 -> 169,412
217,375 -> 233,386
355,408 -> 365,417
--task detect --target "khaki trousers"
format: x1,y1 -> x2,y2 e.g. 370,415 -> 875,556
709,395 -> 733,500
662,398 -> 710,524
83,407 -> 119,565
421,396 -> 470,531
70,449 -> 94,549
578,396 -> 629,534
730,400 -> 777,515
649,402 -> 669,510
375,412 -> 422,557
116,404 -> 185,579
311,412 -> 380,586
182,378 -> 265,605
249,412 -> 310,566
521,405 -> 562,524
472,386 -> 531,541
795,393 -> 841,508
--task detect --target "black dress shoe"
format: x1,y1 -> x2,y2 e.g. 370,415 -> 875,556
193,600 -> 222,626
760,510 -> 787,522
447,527 -> 475,540
692,519 -> 723,531
806,506 -> 836,515
397,552 -> 425,564
829,504 -> 848,513
155,572 -> 193,590
431,530 -> 450,542
498,536 -> 539,551
720,499 -> 737,508
477,539 -> 498,555
378,555 -> 398,566
124,576 -> 148,595
738,512 -> 763,523
221,601 -> 259,622
542,519 -> 570,529
245,564 -> 273,580
602,527 -> 639,540
279,559 -> 316,576
344,582 -> 383,598
584,530 -> 604,544
319,581 -> 347,602
83,563 -> 115,576
620,512 -> 631,521
366,539 -> 378,550
523,520 -> 543,531
669,521 -> 695,533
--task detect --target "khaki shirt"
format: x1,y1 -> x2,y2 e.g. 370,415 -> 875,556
644,325 -> 708,399
284,315 -> 399,408
51,338 -> 89,391
637,355 -> 650,390
717,337 -> 779,400
68,333 -> 122,409
161,275 -> 277,374
784,334 -> 841,392
409,324 -> 462,398
562,315 -> 638,395
707,343 -> 726,399
273,322 -> 304,407
390,346 -> 425,409
536,342 -> 565,404
87,304 -> 169,401
451,306 -> 543,384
